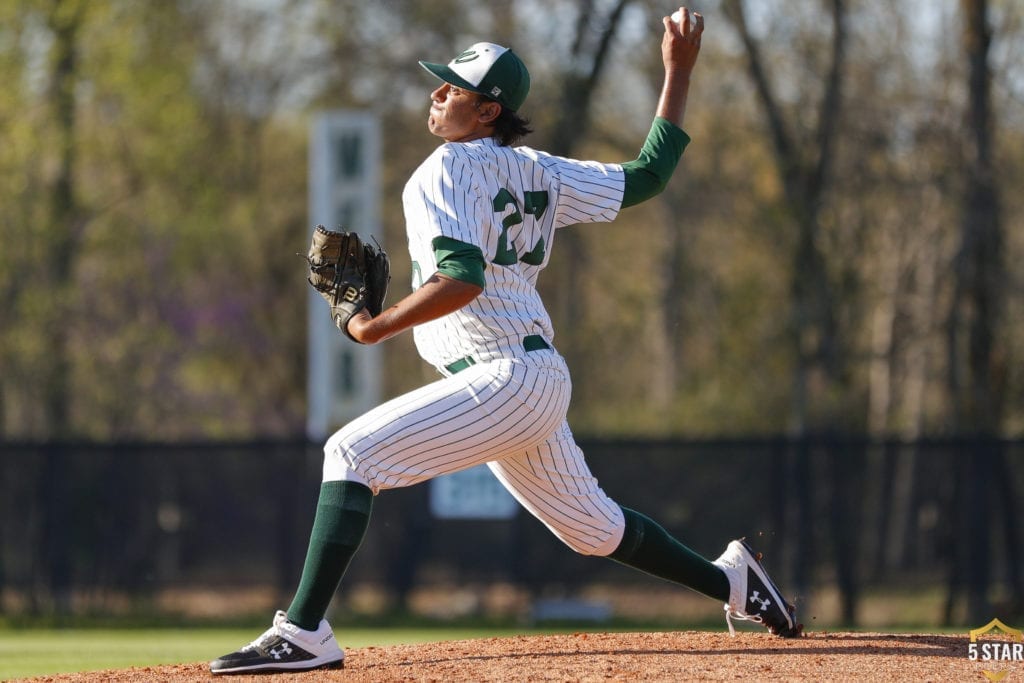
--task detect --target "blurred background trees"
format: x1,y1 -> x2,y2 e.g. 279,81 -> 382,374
1,0 -> 1023,627
2,0 -> 1022,442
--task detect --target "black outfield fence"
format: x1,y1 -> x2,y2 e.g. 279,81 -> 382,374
1,437 -> 1020,626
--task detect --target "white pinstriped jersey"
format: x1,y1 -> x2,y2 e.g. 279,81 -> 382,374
325,135 -> 629,554
402,136 -> 625,370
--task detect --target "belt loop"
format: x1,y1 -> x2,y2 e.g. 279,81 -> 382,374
445,357 -> 476,375
523,335 -> 550,352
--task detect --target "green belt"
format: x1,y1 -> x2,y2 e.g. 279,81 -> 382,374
445,335 -> 551,375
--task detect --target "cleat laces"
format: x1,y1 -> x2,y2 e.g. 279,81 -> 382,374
723,604 -> 765,637
242,611 -> 289,652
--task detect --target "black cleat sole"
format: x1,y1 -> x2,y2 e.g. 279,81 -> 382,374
211,658 -> 344,675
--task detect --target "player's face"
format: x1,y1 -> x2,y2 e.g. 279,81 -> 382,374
427,82 -> 491,142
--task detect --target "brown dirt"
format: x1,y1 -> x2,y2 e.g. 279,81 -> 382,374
13,630 -> 996,682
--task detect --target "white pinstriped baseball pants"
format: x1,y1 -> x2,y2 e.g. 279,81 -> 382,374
322,350 -> 626,556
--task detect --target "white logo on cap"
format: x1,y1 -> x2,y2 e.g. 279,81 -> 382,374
448,42 -> 509,88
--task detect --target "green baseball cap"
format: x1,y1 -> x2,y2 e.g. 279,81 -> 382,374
419,42 -> 531,112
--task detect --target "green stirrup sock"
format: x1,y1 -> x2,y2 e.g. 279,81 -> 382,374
286,481 -> 373,631
608,506 -> 730,602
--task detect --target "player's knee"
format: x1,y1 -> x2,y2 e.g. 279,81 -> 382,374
553,522 -> 626,557
562,539 -> 603,556
558,535 -> 614,556
322,434 -> 371,489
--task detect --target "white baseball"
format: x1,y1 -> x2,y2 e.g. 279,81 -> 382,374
670,9 -> 698,30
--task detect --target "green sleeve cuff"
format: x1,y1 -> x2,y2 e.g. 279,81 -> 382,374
432,236 -> 486,289
621,117 -> 691,208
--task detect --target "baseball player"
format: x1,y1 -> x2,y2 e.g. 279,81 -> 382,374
211,7 -> 800,675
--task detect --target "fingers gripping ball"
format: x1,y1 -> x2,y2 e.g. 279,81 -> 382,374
306,226 -> 390,342
670,8 -> 699,31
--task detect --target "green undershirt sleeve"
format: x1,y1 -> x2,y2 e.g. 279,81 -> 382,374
432,236 -> 486,289
620,117 -> 691,208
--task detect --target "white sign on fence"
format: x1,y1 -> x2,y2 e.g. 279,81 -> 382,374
306,112 -> 382,441
429,465 -> 519,520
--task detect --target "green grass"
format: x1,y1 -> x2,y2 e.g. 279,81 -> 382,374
0,627 -> 543,680
0,622 -> 971,680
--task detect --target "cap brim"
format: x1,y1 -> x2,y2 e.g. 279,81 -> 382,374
419,61 -> 487,96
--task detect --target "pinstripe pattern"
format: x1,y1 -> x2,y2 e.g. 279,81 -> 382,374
488,422 -> 625,556
402,138 -> 624,370
322,351 -> 624,555
323,354 -> 570,491
322,136 -> 631,557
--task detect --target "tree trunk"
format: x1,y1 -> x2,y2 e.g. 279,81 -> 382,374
948,0 -> 1003,432
36,0 -> 85,616
724,0 -> 850,620
723,0 -> 848,428
44,1 -> 84,438
944,0 -> 1004,622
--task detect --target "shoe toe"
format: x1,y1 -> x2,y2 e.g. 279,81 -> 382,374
210,651 -> 250,668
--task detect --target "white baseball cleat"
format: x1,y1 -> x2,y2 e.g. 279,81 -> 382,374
209,610 -> 345,674
713,539 -> 803,638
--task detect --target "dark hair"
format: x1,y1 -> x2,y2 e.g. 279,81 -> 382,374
492,106 -> 533,146
476,95 -> 532,146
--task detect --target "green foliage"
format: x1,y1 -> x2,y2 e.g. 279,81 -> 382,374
0,1 -> 1022,438
0,1 -> 314,438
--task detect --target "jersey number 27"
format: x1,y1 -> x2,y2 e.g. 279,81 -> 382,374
492,188 -> 548,267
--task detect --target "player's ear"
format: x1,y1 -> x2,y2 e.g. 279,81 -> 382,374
476,98 -> 502,125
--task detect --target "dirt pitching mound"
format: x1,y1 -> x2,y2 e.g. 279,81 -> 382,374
19,630 -> 984,682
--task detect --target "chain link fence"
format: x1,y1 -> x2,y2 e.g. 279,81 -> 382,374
1,437 -> 1019,626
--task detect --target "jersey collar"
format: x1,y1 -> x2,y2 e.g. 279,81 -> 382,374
452,135 -> 500,147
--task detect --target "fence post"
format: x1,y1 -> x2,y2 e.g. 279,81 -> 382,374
966,439 -> 993,624
41,443 -> 72,615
